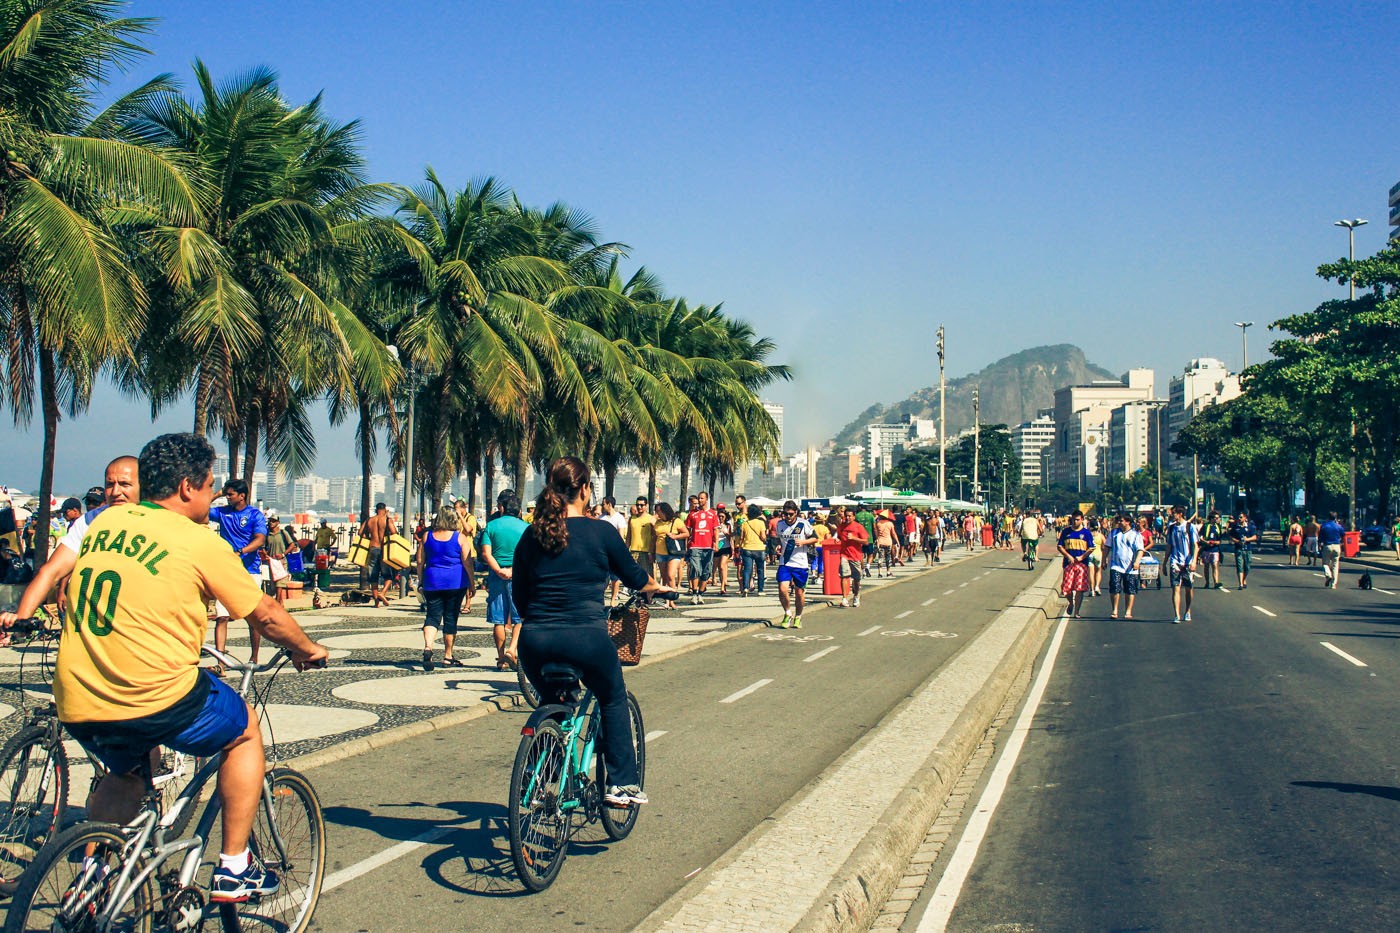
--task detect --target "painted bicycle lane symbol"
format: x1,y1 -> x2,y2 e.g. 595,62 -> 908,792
751,633 -> 835,643
880,630 -> 959,638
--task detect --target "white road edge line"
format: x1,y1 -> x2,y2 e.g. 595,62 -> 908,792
922,597 -> 937,606
1218,586 -> 1231,592
324,826 -> 450,893
1374,587 -> 1396,596
896,610 -> 915,619
645,730 -> 667,743
721,678 -> 774,704
1320,641 -> 1368,667
856,625 -> 882,637
1253,605 -> 1277,618
803,646 -> 841,663
914,612 -> 1071,933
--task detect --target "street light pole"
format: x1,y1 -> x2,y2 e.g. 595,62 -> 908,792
937,326 -> 946,500
972,386 -> 980,508
1233,321 -> 1254,371
1001,458 -> 1008,509
1336,219 -> 1368,530
955,473 -> 967,501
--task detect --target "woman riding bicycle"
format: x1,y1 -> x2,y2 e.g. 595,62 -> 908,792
505,457 -> 672,807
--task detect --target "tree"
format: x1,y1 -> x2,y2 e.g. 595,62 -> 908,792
0,0 -> 199,558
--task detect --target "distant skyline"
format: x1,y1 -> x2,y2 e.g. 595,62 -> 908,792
2,1 -> 1395,493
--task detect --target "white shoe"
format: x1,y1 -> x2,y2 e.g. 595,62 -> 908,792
691,593 -> 700,605
837,599 -> 850,608
853,596 -> 861,608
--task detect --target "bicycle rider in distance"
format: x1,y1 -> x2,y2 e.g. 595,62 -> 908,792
504,457 -> 675,808
1,433 -> 329,903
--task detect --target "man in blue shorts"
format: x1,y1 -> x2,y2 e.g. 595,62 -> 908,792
1165,504 -> 1199,622
775,500 -> 818,628
1106,513 -> 1145,620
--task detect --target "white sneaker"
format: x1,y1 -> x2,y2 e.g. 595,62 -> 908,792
1183,611 -> 1192,622
691,593 -> 700,605
853,596 -> 861,608
837,599 -> 850,608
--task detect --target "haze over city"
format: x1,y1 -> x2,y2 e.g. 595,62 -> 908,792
2,0 -> 1396,492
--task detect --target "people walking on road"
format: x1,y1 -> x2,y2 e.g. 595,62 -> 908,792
685,491 -> 719,605
1106,513 -> 1145,619
418,508 -> 472,671
1166,505 -> 1199,623
774,501 -> 817,628
1088,519 -> 1106,596
210,479 -> 268,667
834,505 -> 868,608
482,490 -> 528,668
1392,514 -> 1400,562
1200,511 -> 1223,588
1229,510 -> 1258,589
264,516 -> 296,598
360,502 -> 397,608
962,512 -> 976,551
737,503 -> 766,596
1057,511 -> 1094,619
855,503 -> 876,574
874,510 -> 897,577
653,502 -> 686,609
714,508 -> 733,595
1319,511 -> 1345,588
627,496 -> 655,577
1285,515 -> 1303,566
1303,514 -> 1320,566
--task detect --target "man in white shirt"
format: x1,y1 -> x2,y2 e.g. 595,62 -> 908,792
600,496 -> 629,605
1019,513 -> 1042,563
1165,505 -> 1200,623
1107,513 -> 1145,621
774,500 -> 818,629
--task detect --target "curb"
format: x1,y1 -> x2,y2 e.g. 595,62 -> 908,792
285,553 -> 994,773
798,561 -> 1061,932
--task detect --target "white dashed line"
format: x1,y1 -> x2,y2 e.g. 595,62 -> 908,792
959,582 -> 969,588
922,597 -> 937,606
721,679 -> 773,704
1253,606 -> 1277,618
645,730 -> 667,743
896,610 -> 914,619
1320,642 -> 1367,667
856,625 -> 882,637
803,646 -> 841,663
324,827 -> 450,893
1218,586 -> 1230,592
943,589 -> 956,596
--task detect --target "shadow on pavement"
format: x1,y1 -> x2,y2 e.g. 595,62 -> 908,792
1292,781 -> 1400,802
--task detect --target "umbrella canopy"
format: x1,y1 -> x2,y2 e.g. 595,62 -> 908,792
746,496 -> 783,508
850,487 -> 935,507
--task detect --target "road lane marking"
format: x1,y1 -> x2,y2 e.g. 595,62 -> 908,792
1253,606 -> 1277,618
856,625 -> 882,637
1321,642 -> 1368,667
943,589 -> 955,595
721,679 -> 773,703
1374,587 -> 1396,596
922,597 -> 937,606
803,646 -> 841,663
915,612 -> 1072,932
645,730 -> 667,743
896,610 -> 914,619
1218,586 -> 1230,592
324,826 -> 450,893
959,582 -> 969,588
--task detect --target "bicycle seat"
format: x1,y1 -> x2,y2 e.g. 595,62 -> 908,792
539,662 -> 583,703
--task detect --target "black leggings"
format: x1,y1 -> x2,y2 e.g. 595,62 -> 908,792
518,624 -> 638,787
424,588 -> 465,635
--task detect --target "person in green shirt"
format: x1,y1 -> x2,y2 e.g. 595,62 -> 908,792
855,505 -> 877,574
481,491 -> 529,671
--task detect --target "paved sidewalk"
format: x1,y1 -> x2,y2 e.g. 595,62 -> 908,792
0,547 -> 993,769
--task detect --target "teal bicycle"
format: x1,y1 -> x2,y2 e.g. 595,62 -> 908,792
506,594 -> 656,892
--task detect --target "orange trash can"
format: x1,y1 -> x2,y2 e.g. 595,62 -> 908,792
1343,531 -> 1361,558
822,540 -> 844,596
981,524 -> 994,548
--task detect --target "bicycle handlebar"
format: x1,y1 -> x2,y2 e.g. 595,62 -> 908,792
201,645 -> 326,673
6,618 -> 53,639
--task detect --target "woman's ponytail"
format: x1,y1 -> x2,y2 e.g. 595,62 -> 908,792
529,456 -> 590,555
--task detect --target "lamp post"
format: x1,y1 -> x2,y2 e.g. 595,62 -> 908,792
937,326 -> 946,500
1233,321 -> 1253,371
1336,219 -> 1367,530
972,386 -> 980,507
1001,458 -> 1008,509
955,473 -> 967,502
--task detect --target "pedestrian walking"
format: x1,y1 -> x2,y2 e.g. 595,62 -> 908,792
1166,505 -> 1199,623
599,496 -> 629,606
210,479 -> 268,668
1286,516 -> 1304,565
1057,511 -> 1093,619
627,496 -> 656,578
653,502 -> 686,609
874,510 -> 897,577
418,508 -> 472,671
774,500 -> 817,628
714,508 -> 733,595
1319,511 -> 1345,588
1106,513 -> 1144,620
834,505 -> 869,608
482,490 -> 528,668
1200,511 -> 1223,588
1229,510 -> 1259,589
359,502 -> 398,608
736,503 -> 766,596
1088,518 -> 1106,596
685,491 -> 719,605
1303,514 -> 1320,566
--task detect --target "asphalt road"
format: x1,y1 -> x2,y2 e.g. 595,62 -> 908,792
921,549 -> 1400,932
302,547 -> 1036,932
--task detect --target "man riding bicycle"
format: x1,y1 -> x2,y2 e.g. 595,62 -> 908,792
1019,512 -> 1041,563
4,433 -> 329,902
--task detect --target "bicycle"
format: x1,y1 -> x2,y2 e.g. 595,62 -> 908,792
0,625 -> 207,897
1023,539 -> 1038,570
507,593 -> 654,893
3,638 -> 326,933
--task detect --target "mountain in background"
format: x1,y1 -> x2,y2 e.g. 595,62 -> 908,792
828,344 -> 1120,448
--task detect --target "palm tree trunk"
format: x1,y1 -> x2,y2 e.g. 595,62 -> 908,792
483,445 -> 497,512
467,461 -> 479,512
33,346 -> 59,563
514,416 -> 533,493
357,394 -> 372,588
227,434 -> 240,485
677,452 -> 691,505
602,452 -> 618,499
647,466 -> 657,506
193,365 -> 212,437
242,414 -> 259,493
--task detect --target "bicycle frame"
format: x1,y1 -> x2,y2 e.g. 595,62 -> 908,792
521,691 -> 601,817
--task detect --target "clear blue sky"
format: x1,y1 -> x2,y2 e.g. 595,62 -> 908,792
4,0 -> 1397,493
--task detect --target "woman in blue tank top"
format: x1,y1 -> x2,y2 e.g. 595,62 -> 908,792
418,508 -> 472,671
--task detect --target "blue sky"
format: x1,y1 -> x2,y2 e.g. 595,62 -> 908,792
4,0 -> 1397,492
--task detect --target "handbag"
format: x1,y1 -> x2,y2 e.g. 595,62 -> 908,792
607,601 -> 650,665
665,535 -> 687,558
284,549 -> 305,574
268,557 -> 290,584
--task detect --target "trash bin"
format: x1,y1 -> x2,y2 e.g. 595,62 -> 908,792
1343,531 -> 1361,559
822,540 -> 844,596
981,524 -> 995,548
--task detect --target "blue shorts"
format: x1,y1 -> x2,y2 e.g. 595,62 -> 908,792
776,566 -> 809,589
65,672 -> 249,775
486,573 -> 519,625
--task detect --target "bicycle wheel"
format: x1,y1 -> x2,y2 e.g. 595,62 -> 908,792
3,822 -> 156,933
0,723 -> 68,894
508,720 -> 570,892
517,664 -> 541,709
597,692 -> 645,841
201,768 -> 325,933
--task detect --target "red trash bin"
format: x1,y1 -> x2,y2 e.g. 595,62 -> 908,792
1343,531 -> 1361,559
822,540 -> 844,596
981,523 -> 994,548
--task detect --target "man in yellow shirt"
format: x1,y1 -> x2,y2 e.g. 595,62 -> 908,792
42,433 -> 328,903
627,496 -> 656,574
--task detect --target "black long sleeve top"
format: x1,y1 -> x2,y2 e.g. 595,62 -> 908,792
513,517 -> 650,627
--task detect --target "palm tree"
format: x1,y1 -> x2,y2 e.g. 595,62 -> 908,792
0,0 -> 200,557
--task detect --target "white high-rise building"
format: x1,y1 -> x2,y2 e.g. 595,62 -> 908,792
762,401 -> 785,457
1167,358 -> 1241,471
1012,409 -> 1056,487
1106,400 -> 1164,479
1051,369 -> 1155,491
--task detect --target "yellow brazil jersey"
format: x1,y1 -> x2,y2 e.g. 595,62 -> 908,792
55,503 -> 264,724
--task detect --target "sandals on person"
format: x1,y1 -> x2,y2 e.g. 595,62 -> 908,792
495,659 -> 510,671
444,656 -> 465,667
